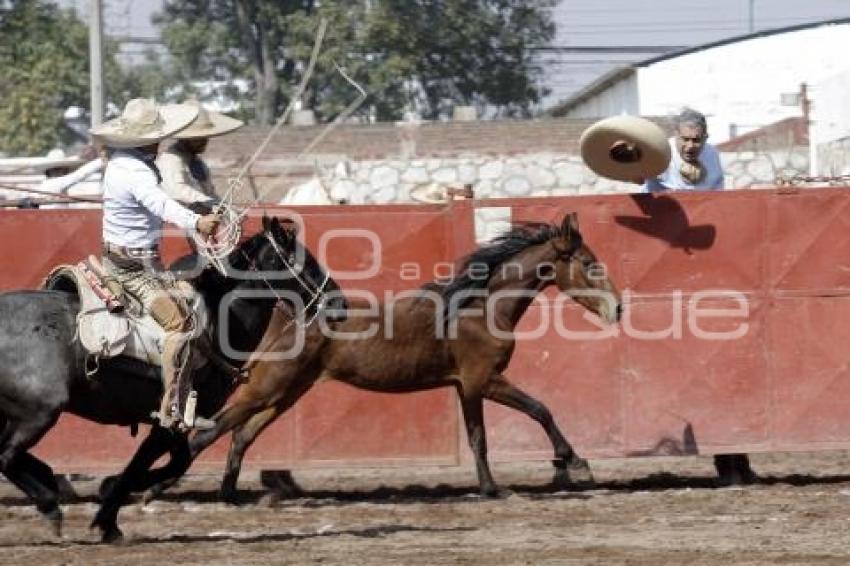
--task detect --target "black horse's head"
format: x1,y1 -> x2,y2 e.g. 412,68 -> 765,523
253,215 -> 348,323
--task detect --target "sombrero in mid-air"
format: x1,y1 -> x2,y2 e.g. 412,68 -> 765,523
579,115 -> 671,182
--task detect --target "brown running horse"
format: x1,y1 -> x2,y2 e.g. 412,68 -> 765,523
187,211 -> 623,499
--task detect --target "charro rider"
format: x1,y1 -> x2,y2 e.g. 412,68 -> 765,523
90,98 -> 220,431
156,99 -> 244,210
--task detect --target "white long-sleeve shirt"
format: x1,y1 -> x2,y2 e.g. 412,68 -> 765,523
102,150 -> 200,249
38,158 -> 103,209
644,138 -> 724,192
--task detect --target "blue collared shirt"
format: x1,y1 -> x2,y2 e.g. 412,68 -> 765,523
644,138 -> 725,192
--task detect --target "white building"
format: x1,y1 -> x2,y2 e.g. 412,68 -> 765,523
551,19 -> 850,148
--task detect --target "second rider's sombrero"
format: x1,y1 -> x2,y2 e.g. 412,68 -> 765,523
579,115 -> 671,182
90,98 -> 198,148
173,100 -> 244,139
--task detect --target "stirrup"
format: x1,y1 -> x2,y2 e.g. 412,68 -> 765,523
179,390 -> 216,431
185,416 -> 216,431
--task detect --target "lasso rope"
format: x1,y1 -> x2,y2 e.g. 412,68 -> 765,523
192,18 -> 368,274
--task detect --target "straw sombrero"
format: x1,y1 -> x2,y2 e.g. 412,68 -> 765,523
579,116 -> 671,182
90,98 -> 198,148
410,182 -> 448,204
173,100 -> 244,139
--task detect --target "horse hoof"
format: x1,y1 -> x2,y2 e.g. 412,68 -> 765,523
553,458 -> 595,488
479,485 -> 506,499
101,526 -> 125,544
92,518 -> 124,544
44,508 -> 62,538
260,470 -> 303,498
219,489 -> 240,505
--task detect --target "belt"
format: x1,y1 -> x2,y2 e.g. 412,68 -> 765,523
103,242 -> 160,259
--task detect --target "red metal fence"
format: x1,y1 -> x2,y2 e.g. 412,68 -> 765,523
2,188 -> 849,472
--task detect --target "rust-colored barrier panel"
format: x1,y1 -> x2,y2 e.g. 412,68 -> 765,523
6,189 -> 850,473
768,297 -> 850,449
768,189 -> 850,292
621,297 -> 770,455
0,210 -> 102,288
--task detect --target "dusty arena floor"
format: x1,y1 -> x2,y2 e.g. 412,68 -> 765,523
1,452 -> 850,565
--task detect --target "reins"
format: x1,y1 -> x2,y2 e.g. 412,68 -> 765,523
238,233 -> 332,330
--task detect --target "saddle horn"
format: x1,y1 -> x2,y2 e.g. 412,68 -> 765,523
579,115 -> 671,182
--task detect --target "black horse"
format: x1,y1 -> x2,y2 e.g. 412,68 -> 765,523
0,215 -> 345,542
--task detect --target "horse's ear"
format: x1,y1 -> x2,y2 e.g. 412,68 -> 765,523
279,217 -> 299,234
561,212 -> 580,239
262,214 -> 272,232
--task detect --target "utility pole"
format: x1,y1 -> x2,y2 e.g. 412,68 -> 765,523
89,0 -> 105,128
748,0 -> 755,33
801,82 -> 817,176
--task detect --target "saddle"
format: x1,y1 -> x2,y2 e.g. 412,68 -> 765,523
43,258 -> 209,368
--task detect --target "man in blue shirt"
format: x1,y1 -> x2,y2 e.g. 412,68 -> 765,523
644,108 -> 724,192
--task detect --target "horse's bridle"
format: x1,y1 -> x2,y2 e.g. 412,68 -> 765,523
238,233 -> 332,329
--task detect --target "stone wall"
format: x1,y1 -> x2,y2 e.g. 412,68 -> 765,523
721,148 -> 809,188
205,118 -> 816,203
818,137 -> 850,176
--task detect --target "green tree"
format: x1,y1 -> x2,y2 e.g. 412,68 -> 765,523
364,1 -> 556,120
155,0 -> 555,124
0,0 -> 126,155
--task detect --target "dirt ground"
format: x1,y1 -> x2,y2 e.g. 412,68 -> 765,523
1,451 -> 850,565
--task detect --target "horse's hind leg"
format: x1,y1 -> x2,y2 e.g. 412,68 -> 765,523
0,412 -> 63,535
483,374 -> 593,486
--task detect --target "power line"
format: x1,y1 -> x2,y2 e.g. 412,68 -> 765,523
530,46 -> 685,53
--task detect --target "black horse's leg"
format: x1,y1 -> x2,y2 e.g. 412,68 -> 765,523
140,435 -> 192,503
484,374 -> 593,486
456,386 -> 498,497
144,400 -> 271,504
92,426 -> 174,543
3,452 -> 62,536
0,411 -> 63,533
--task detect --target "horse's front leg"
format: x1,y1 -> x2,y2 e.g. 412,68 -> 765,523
91,426 -> 175,543
455,382 -> 499,497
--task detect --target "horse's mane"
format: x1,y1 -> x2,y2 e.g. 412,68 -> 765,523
427,222 -> 564,314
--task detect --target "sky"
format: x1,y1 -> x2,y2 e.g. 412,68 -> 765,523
543,0 -> 850,106
56,0 -> 850,108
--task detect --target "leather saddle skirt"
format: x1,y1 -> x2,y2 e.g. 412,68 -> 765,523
43,259 -> 209,367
